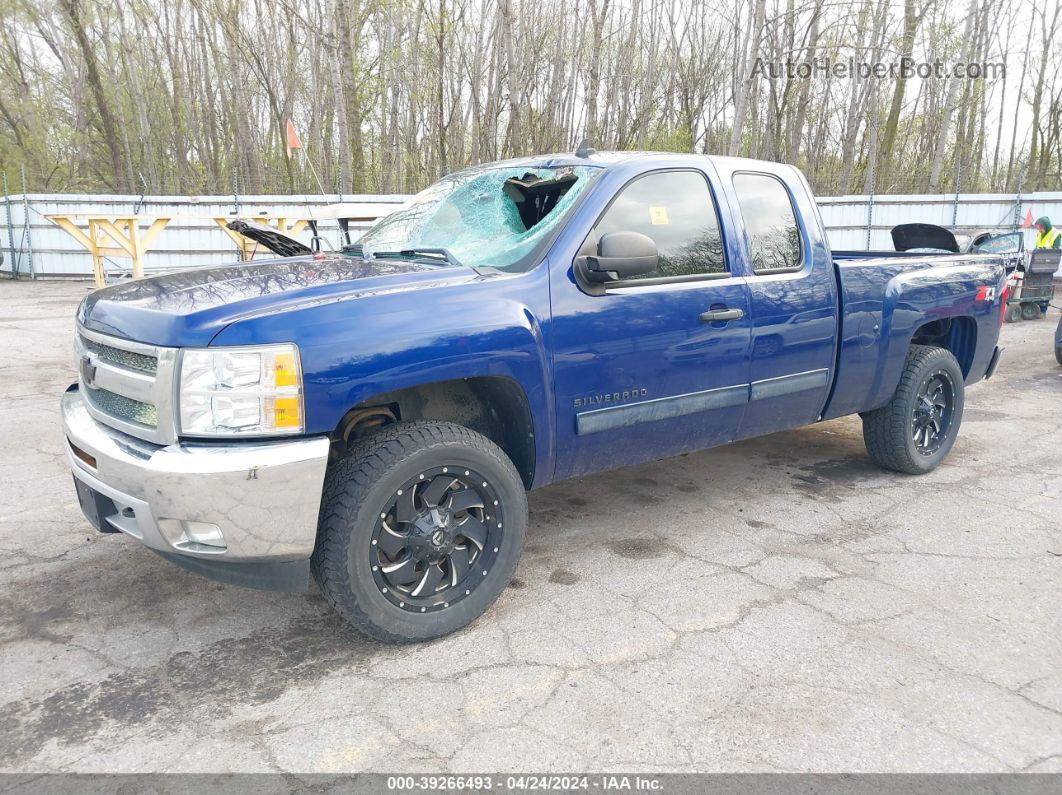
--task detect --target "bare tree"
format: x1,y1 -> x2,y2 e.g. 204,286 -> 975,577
0,0 -> 1057,197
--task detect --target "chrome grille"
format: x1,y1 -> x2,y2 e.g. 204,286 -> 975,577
75,326 -> 178,444
85,386 -> 158,427
80,336 -> 158,375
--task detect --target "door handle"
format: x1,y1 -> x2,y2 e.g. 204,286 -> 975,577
699,308 -> 744,322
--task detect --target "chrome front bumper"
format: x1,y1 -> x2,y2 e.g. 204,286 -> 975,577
62,386 -> 330,590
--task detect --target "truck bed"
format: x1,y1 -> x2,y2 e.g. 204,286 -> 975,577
823,252 -> 1006,420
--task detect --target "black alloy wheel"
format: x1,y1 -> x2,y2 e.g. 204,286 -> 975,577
371,467 -> 502,613
313,420 -> 527,643
911,372 -> 955,456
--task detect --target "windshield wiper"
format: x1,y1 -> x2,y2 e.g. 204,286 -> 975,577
371,247 -> 462,268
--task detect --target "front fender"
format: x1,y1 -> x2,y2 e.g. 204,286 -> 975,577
211,268 -> 555,483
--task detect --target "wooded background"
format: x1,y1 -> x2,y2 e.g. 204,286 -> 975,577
1,0 -> 1059,197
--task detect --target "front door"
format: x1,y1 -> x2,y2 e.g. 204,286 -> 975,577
549,168 -> 752,480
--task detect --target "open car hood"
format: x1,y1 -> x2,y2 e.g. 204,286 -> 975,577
226,219 -> 312,257
891,223 -> 960,253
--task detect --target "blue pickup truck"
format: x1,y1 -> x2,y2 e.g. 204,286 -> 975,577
63,150 -> 1006,642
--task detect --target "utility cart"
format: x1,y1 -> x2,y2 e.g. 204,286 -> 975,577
1005,249 -> 1059,323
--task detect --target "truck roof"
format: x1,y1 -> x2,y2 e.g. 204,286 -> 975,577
477,149 -> 797,176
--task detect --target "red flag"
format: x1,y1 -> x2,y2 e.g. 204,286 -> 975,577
1022,209 -> 1034,228
285,119 -> 303,157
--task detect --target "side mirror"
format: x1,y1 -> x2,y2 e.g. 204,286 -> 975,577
577,231 -> 658,283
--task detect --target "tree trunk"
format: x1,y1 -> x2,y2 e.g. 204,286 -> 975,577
59,0 -> 129,192
928,0 -> 978,192
881,0 -> 924,162
729,0 -> 766,156
330,0 -> 353,194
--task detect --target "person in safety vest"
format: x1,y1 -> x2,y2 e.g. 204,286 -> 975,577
1032,217 -> 1059,315
1035,217 -> 1061,249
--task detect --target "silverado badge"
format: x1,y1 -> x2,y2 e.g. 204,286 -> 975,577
573,388 -> 648,408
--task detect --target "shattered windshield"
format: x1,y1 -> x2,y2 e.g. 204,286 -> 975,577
357,164 -> 602,272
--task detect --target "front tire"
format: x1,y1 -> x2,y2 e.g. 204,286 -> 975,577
861,345 -> 965,475
312,421 -> 527,643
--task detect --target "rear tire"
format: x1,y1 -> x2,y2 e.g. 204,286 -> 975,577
861,345 -> 965,475
312,420 -> 527,643
1004,305 -> 1022,323
1021,303 -> 1041,321
1055,345 -> 1062,366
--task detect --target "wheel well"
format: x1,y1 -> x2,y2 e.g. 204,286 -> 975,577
910,316 -> 977,377
331,377 -> 536,488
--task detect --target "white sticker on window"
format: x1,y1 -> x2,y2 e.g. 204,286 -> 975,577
649,206 -> 669,225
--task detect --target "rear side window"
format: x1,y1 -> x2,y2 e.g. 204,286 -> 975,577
733,173 -> 802,273
591,170 -> 726,280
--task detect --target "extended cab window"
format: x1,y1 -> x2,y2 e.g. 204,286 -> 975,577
733,173 -> 802,273
592,170 -> 726,280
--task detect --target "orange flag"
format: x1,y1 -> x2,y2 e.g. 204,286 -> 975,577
285,119 -> 303,158
1022,209 -> 1034,228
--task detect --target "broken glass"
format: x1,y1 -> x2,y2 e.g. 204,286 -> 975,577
358,164 -> 602,272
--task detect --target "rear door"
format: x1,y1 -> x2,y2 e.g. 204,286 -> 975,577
549,166 -> 753,480
725,168 -> 840,438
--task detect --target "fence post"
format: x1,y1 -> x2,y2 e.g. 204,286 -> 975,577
864,160 -> 876,250
20,165 -> 34,280
951,158 -> 962,228
2,171 -> 15,278
230,166 -> 243,261
1012,162 -> 1027,229
231,165 -> 240,216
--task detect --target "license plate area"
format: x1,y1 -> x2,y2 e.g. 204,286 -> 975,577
73,476 -> 122,534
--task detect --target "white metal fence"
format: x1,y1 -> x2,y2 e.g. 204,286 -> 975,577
0,193 -> 408,278
3,190 -> 1062,279
817,191 -> 1062,252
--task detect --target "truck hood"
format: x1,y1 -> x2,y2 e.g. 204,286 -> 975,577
78,255 -> 478,347
891,223 -> 960,253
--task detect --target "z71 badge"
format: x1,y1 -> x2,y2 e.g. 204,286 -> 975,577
574,388 -> 648,408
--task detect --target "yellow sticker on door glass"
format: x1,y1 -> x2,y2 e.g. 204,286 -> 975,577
649,206 -> 669,225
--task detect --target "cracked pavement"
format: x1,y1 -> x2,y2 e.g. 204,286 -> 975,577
1,279 -> 1060,773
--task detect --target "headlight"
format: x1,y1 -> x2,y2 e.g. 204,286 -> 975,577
178,344 -> 304,436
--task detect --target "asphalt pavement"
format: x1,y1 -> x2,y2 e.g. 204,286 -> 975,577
1,279 -> 1060,773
